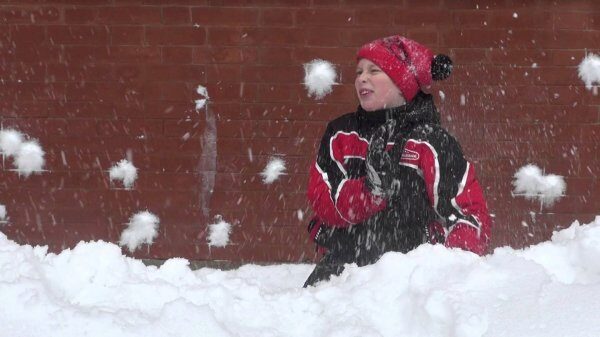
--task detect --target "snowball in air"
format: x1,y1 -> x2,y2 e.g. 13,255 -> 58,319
195,85 -> 209,110
119,211 -> 160,252
261,157 -> 286,184
512,164 -> 566,206
0,129 -> 24,157
0,205 -> 6,221
14,140 -> 45,177
578,53 -> 600,90
207,216 -> 231,247
303,59 -> 337,99
109,159 -> 138,189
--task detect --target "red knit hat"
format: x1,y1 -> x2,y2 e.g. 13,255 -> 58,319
357,35 -> 451,103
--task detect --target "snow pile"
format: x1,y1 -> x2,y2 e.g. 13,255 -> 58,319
109,159 -> 138,189
578,53 -> 600,90
0,205 -> 6,222
512,164 -> 566,206
195,85 -> 209,110
261,157 -> 286,184
0,129 -> 45,177
207,216 -> 231,247
303,59 -> 337,99
119,211 -> 159,252
1,217 -> 600,336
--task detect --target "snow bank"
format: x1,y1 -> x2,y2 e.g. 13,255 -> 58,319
1,217 -> 600,336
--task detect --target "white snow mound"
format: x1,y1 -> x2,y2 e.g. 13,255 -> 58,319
303,59 -> 337,99
1,217 -> 600,336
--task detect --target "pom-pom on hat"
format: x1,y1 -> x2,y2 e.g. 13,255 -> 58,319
356,35 -> 452,102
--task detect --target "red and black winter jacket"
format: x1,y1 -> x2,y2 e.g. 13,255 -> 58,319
307,93 -> 492,263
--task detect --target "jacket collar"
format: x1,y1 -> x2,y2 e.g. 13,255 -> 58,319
356,91 -> 440,127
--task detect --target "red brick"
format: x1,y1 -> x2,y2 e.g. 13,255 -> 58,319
554,12 -> 591,30
110,26 -> 144,45
64,8 -> 97,24
96,6 -> 161,24
146,26 -> 206,46
108,46 -> 162,63
46,25 -> 109,45
261,8 -> 294,26
162,6 -> 191,25
0,6 -> 60,24
9,25 -> 46,44
207,27 -> 261,46
193,46 -> 258,64
296,8 -> 354,27
192,7 -> 259,26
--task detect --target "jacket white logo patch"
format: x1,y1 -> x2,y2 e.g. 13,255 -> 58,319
401,149 -> 419,160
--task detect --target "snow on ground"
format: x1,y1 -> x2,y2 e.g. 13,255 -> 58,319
1,217 -> 600,337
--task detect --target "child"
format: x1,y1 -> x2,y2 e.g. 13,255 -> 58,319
304,35 -> 492,287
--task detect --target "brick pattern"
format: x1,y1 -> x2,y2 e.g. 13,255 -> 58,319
1,1 -> 599,262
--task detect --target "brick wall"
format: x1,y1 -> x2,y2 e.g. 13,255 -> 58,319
1,0 -> 598,263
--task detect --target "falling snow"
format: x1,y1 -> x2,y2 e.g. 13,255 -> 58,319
109,159 -> 138,189
512,164 -> 566,206
207,216 -> 231,247
119,211 -> 160,252
303,59 -> 337,99
578,53 -> 600,90
14,140 -> 45,177
0,129 -> 24,157
261,157 -> 286,184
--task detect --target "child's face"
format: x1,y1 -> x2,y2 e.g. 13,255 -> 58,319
355,59 -> 405,111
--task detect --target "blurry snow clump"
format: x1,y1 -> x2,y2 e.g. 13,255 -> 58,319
0,129 -> 45,177
0,129 -> 24,157
303,59 -> 337,99
0,204 -> 6,222
261,156 -> 286,184
119,211 -> 160,252
195,85 -> 209,110
512,164 -> 566,206
578,53 -> 600,90
15,140 -> 45,177
207,215 -> 231,247
109,159 -> 138,189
